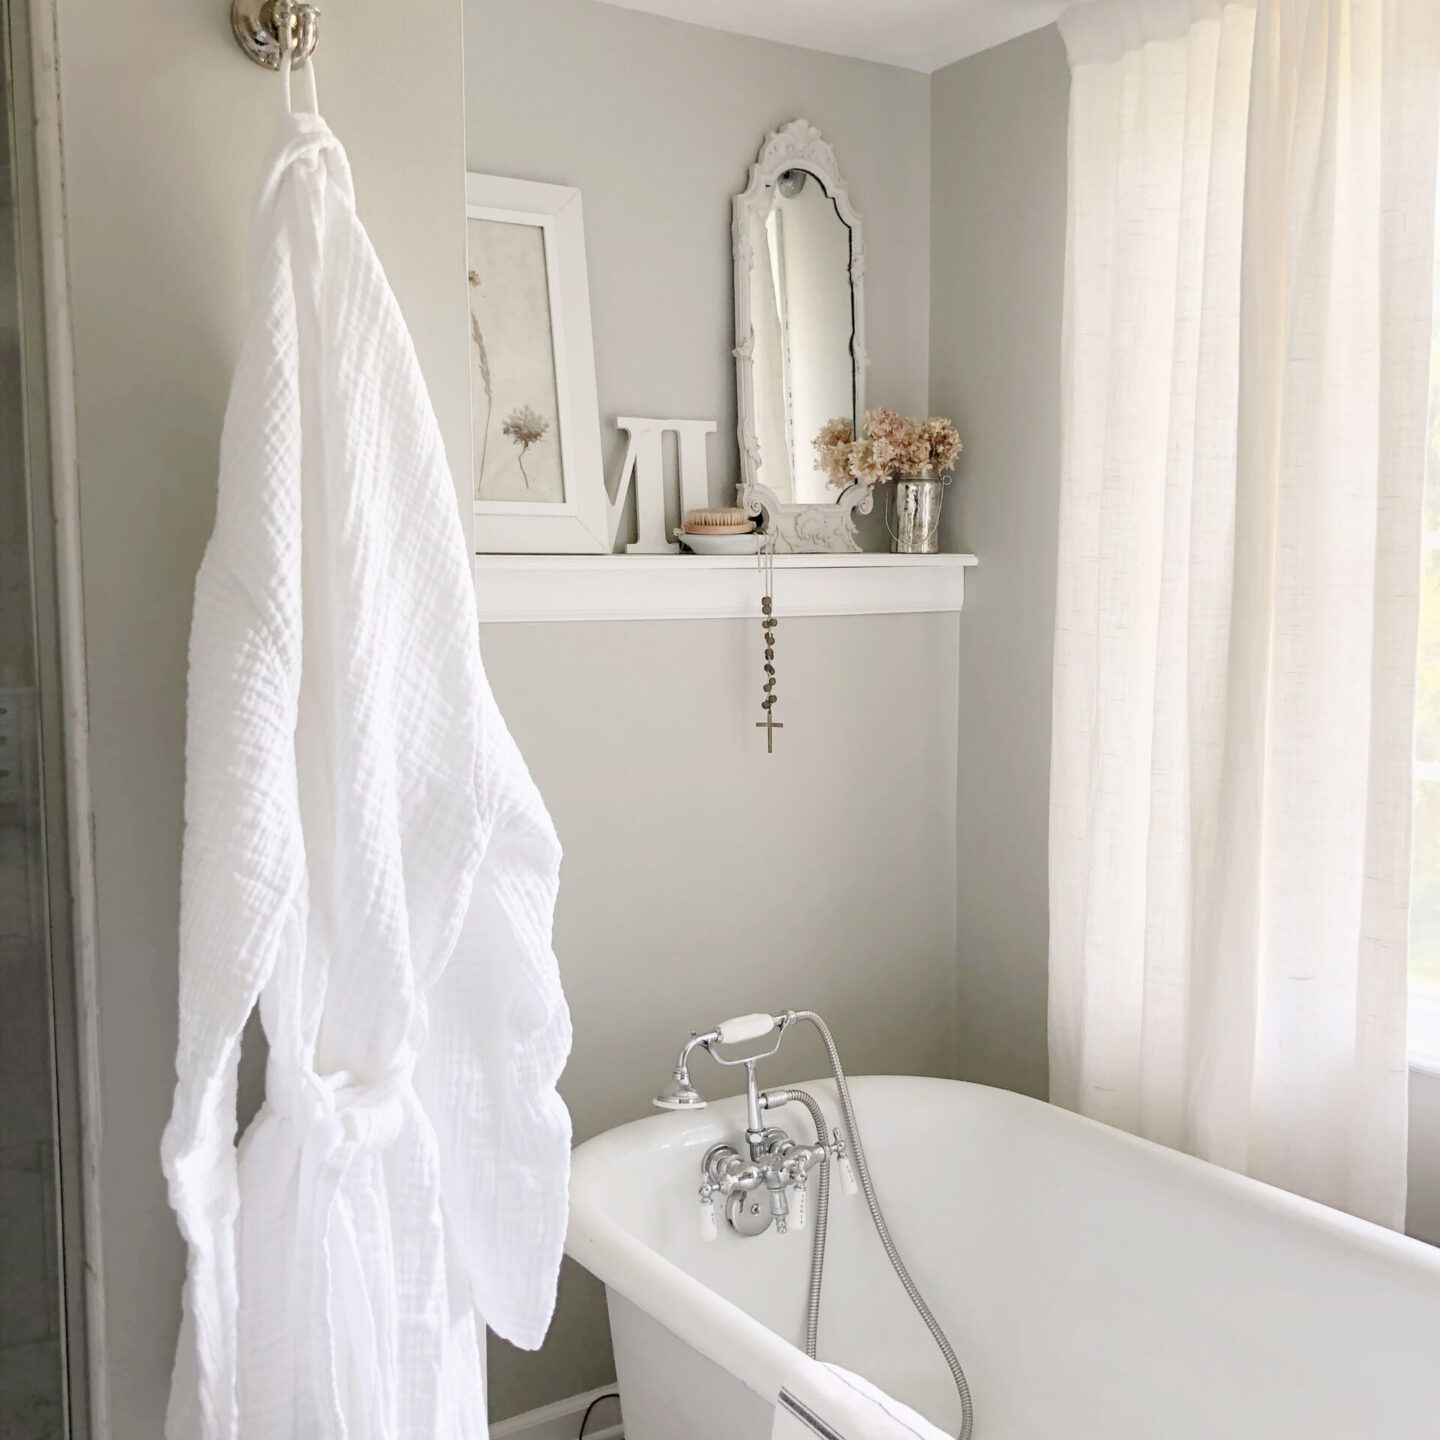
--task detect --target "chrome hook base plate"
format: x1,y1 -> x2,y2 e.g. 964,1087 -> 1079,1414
231,0 -> 319,70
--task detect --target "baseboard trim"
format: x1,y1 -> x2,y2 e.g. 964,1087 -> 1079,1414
490,1385 -> 623,1440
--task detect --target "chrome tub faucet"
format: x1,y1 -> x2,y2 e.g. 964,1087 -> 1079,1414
654,1011 -> 853,1239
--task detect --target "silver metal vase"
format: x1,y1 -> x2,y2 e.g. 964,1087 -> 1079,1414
888,476 -> 946,554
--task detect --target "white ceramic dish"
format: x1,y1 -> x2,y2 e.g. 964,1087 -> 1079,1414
676,531 -> 761,556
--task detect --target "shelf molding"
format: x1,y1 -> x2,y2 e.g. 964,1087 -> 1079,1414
473,552 -> 977,623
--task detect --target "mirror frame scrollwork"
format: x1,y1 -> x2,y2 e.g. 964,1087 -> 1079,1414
733,120 -> 870,553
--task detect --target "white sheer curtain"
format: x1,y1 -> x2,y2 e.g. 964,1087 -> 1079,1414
1050,0 -> 1440,1227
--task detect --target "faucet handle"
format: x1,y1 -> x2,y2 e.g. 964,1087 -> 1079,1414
698,1184 -> 719,1242
832,1130 -> 859,1196
791,1174 -> 808,1231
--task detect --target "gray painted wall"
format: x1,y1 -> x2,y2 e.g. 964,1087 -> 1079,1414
930,27 -> 1069,1102
479,614 -> 961,1417
462,0 -> 960,1418
52,2 -> 471,1434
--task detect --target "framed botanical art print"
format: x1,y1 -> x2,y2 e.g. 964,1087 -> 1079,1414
466,173 -> 611,552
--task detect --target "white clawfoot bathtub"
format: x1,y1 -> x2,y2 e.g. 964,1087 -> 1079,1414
566,1075 -> 1440,1439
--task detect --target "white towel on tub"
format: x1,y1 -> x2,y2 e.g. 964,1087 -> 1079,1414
160,63 -> 571,1440
774,1361 -> 951,1440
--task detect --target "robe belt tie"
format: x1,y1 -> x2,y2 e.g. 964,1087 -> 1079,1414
264,1054 -> 418,1440
265,1054 -> 414,1154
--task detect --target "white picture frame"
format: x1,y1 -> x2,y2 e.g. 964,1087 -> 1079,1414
466,173 -> 610,553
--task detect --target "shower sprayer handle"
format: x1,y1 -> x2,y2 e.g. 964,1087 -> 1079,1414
714,1013 -> 778,1046
652,1012 -> 794,1110
701,1012 -> 794,1073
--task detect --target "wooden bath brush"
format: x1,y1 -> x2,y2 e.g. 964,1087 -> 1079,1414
681,506 -> 756,535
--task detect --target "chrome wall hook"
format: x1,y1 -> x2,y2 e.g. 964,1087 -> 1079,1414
231,0 -> 319,70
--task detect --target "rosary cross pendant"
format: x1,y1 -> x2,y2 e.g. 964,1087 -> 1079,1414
756,710 -> 784,753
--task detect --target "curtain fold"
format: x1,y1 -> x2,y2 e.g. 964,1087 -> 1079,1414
1049,0 -> 1440,1227
1059,0 -> 1251,64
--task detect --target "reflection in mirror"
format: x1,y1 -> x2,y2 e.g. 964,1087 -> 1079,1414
734,121 -> 870,553
747,168 -> 856,504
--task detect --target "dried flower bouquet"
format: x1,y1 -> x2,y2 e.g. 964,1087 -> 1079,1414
814,409 -> 962,490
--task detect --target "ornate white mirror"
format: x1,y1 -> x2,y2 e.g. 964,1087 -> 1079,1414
733,121 -> 869,552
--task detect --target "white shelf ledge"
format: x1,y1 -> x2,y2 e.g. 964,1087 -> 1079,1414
473,552 -> 977,623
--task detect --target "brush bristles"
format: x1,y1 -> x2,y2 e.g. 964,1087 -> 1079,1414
683,506 -> 756,535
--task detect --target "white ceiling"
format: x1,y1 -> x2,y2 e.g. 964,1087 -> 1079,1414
592,0 -> 1073,73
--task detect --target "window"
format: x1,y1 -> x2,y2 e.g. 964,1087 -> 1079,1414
1410,233 -> 1440,1073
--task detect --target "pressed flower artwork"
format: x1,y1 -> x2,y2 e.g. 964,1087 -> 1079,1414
501,405 -> 550,489
466,218 -> 565,503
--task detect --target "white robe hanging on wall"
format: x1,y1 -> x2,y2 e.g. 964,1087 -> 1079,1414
1050,0 -> 1440,1227
161,65 -> 571,1440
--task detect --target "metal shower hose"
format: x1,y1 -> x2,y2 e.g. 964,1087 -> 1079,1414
771,1010 -> 975,1440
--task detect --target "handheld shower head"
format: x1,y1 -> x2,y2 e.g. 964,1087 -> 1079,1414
653,1029 -> 721,1110
653,1070 -> 707,1110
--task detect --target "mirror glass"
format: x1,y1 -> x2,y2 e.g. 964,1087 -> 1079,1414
744,168 -> 856,504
